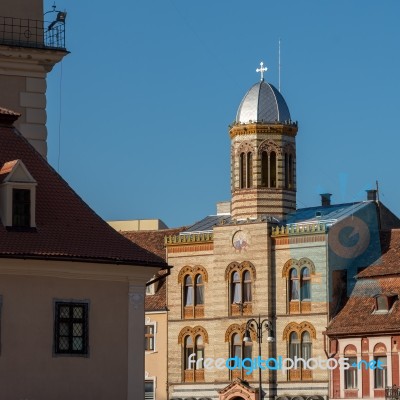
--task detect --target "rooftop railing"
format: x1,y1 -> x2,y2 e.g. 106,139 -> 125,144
0,15 -> 66,50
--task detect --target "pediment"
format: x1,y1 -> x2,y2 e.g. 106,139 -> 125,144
0,159 -> 36,183
218,378 -> 258,400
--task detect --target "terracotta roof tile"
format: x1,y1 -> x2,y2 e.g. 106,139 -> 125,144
122,227 -> 186,261
0,123 -> 167,268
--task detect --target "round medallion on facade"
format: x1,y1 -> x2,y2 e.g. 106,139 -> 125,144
232,230 -> 249,251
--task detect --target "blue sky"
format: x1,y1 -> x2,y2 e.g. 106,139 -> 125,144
44,1 -> 400,228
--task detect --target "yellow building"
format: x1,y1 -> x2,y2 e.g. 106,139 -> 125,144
160,69 -> 398,400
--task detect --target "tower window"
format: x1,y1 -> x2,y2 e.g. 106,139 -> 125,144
239,152 -> 253,189
261,151 -> 268,187
270,151 -> 277,188
289,154 -> 294,189
12,189 -> 30,227
285,153 -> 289,189
261,151 -> 277,188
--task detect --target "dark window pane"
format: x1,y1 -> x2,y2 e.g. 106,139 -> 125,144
12,189 -> 30,227
261,151 -> 268,187
55,302 -> 88,355
270,152 -> 277,188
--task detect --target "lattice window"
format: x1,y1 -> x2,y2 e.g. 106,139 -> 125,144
54,302 -> 88,355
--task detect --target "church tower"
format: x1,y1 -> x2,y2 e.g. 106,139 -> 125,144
0,0 -> 68,158
230,62 -> 298,220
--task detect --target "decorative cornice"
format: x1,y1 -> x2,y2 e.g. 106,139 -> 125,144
165,233 -> 213,246
229,123 -> 298,139
271,223 -> 327,237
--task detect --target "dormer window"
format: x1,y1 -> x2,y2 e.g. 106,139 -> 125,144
376,295 -> 388,311
374,294 -> 398,313
12,189 -> 31,227
0,160 -> 37,228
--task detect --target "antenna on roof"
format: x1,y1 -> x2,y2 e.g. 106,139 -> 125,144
278,38 -> 281,92
376,180 -> 380,203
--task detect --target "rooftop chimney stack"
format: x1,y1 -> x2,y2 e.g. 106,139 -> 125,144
320,193 -> 332,207
366,189 -> 378,202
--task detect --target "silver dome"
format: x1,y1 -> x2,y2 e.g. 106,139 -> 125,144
235,80 -> 291,124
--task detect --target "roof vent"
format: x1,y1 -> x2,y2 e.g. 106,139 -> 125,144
366,189 -> 377,202
320,193 -> 332,207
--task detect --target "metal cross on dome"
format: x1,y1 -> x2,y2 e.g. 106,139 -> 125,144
256,61 -> 268,81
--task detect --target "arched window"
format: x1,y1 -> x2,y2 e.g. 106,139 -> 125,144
289,154 -> 294,189
240,152 -> 246,189
195,274 -> 204,305
284,153 -> 289,189
231,333 -> 241,359
184,336 -> 194,370
184,275 -> 193,306
300,267 -> 311,301
183,333 -> 206,382
286,261 -> 313,313
247,153 -> 253,188
230,269 -> 253,315
239,152 -> 253,189
243,270 -> 252,302
261,151 -> 268,187
288,330 -> 313,381
290,268 -> 299,301
230,332 -> 253,379
231,272 -> 241,303
344,345 -> 358,389
301,331 -> 312,361
270,151 -> 277,188
374,343 -> 387,389
289,332 -> 300,360
181,268 -> 207,319
195,335 -> 204,369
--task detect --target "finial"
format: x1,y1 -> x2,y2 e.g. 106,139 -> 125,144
256,61 -> 268,81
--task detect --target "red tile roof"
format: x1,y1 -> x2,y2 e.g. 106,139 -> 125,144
327,230 -> 400,336
122,227 -> 186,260
0,113 -> 167,268
122,227 -> 186,310
326,277 -> 400,336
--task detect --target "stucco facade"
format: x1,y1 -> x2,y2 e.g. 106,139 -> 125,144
0,258 -> 158,400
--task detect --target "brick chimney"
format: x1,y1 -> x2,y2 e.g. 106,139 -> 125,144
320,193 -> 332,207
366,189 -> 377,201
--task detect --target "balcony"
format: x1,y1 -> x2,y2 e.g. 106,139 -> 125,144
0,15 -> 66,50
386,385 -> 400,400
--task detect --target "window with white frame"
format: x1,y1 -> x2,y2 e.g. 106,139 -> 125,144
344,356 -> 358,389
145,379 -> 155,400
145,321 -> 156,351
